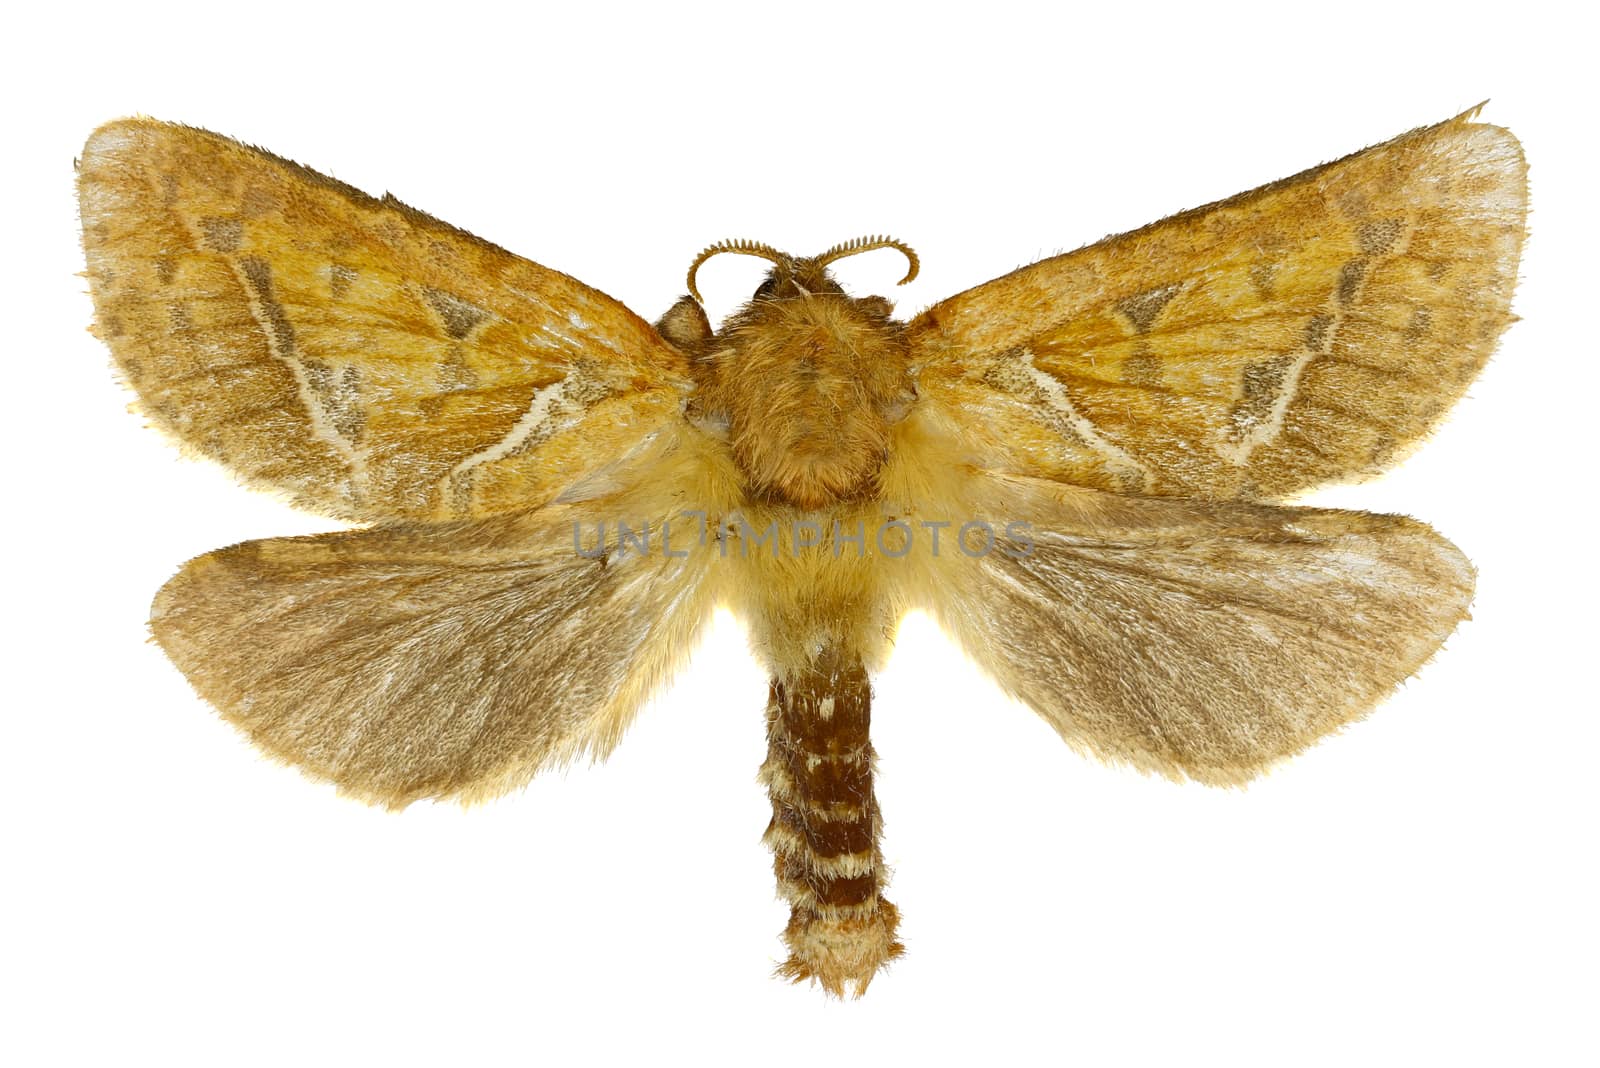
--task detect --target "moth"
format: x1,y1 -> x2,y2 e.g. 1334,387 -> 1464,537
79,107 -> 1526,996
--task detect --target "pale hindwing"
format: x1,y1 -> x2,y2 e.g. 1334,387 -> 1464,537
921,478 -> 1474,784
908,109 -> 1527,500
150,508 -> 717,808
79,119 -> 689,522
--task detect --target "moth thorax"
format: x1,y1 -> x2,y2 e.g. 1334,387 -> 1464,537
716,301 -> 912,510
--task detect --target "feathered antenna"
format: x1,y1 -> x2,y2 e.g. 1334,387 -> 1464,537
687,239 -> 789,303
814,235 -> 919,287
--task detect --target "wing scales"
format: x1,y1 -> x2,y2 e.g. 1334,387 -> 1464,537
905,476 -> 1475,784
908,109 -> 1526,500
79,119 -> 689,522
151,503 -> 718,808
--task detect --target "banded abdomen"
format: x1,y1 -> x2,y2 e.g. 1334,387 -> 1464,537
759,645 -> 902,995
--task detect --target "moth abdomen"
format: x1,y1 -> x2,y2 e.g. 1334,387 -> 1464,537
759,646 -> 902,996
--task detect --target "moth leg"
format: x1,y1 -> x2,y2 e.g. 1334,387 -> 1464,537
759,645 -> 902,997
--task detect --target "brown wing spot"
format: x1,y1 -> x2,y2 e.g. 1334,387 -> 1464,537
1111,467 -> 1148,493
1357,218 -> 1404,255
298,358 -> 366,444
302,357 -> 334,394
424,286 -> 490,340
1336,258 -> 1369,305
501,364 -> 615,460
200,216 -> 243,252
1122,348 -> 1163,387
238,257 -> 364,449
437,347 -> 479,392
1116,283 -> 1182,333
1249,262 -> 1278,301
329,264 -> 357,300
1304,314 -> 1333,353
1228,355 -> 1297,441
331,365 -> 366,443
1403,306 -> 1432,343
976,350 -> 1150,488
238,257 -> 297,357
447,467 -> 475,515
154,257 -> 176,285
979,357 -> 1086,447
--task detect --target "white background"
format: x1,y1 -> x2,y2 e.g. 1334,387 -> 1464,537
5,2 -> 1594,1065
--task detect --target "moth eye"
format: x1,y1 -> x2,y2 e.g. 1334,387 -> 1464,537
753,276 -> 779,300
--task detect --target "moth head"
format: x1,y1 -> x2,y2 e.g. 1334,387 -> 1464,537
673,236 -> 920,511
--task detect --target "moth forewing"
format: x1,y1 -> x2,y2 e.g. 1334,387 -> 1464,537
908,106 -> 1526,502
77,119 -> 691,524
83,108 -> 1524,997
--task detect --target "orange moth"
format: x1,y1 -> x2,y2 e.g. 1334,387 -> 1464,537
79,107 -> 1525,994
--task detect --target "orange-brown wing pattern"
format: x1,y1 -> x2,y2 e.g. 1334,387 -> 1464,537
907,108 -> 1527,501
151,505 -> 721,808
907,473 -> 1474,786
79,119 -> 689,522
